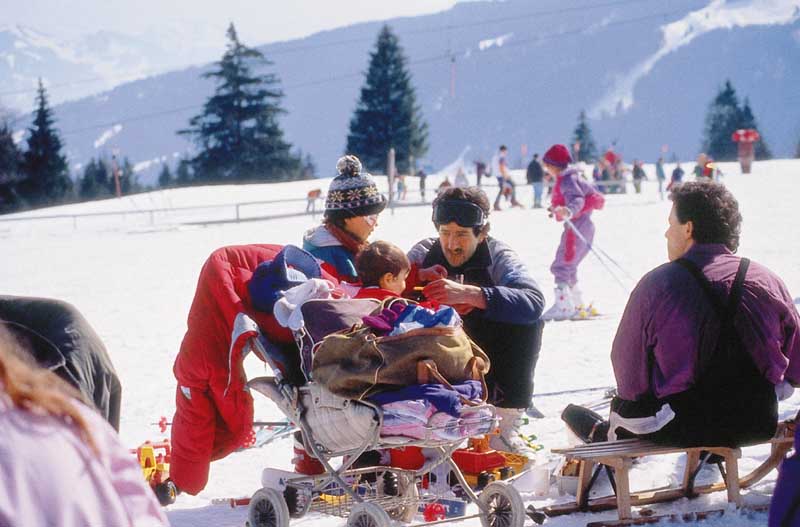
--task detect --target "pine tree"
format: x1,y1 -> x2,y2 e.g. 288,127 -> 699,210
158,163 -> 173,188
702,80 -> 742,161
571,110 -> 598,163
796,138 -> 800,159
0,123 -> 24,212
739,99 -> 771,160
118,157 -> 138,194
346,25 -> 428,174
180,23 -> 300,182
78,158 -> 110,199
19,80 -> 72,206
175,159 -> 193,186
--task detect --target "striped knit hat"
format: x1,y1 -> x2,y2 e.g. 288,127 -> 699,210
325,155 -> 387,216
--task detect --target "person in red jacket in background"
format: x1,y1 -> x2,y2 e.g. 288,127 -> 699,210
354,241 -> 411,301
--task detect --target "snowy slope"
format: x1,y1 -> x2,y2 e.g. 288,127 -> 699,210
2,159 -> 799,526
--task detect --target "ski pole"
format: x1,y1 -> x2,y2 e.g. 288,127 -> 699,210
152,416 -> 290,433
564,218 -> 630,292
533,385 -> 614,398
564,218 -> 634,281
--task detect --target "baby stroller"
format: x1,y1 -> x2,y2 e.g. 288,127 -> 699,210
242,298 -> 527,527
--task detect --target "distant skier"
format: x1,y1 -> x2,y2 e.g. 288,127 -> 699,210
667,162 -> 684,192
631,160 -> 646,194
491,145 -> 522,210
541,144 -> 605,320
655,157 -> 666,200
526,153 -> 544,208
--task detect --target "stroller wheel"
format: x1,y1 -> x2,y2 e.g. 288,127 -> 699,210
381,472 -> 418,523
283,486 -> 311,518
478,481 -> 525,527
347,502 -> 392,527
248,488 -> 290,527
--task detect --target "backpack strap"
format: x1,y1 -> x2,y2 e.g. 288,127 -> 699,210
674,257 -> 750,325
672,256 -> 750,373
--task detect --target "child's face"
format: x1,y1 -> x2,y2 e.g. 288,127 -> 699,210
380,268 -> 410,294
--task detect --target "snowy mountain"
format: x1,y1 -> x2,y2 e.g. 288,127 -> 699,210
0,24 -> 223,112
5,0 -> 800,185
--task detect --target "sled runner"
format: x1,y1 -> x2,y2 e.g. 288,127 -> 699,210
544,417 -> 795,522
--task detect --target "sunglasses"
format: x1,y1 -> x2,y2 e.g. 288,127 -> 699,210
432,200 -> 487,228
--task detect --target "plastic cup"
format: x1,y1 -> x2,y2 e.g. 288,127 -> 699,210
530,466 -> 551,497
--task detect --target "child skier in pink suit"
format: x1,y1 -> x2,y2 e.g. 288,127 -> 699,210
541,144 -> 604,320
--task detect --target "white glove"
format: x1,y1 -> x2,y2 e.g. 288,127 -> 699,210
775,380 -> 794,401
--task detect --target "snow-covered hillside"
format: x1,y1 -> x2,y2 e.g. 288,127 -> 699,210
2,159 -> 798,526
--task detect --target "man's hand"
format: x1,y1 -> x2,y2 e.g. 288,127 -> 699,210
417,264 -> 448,283
423,279 -> 487,310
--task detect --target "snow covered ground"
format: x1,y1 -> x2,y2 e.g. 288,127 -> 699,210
2,159 -> 799,527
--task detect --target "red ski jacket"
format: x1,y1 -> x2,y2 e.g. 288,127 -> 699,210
170,244 -> 335,494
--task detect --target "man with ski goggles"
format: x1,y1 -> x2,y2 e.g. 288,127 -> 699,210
407,187 -> 545,456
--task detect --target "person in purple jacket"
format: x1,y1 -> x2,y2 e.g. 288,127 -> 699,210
590,181 -> 799,448
540,144 -> 605,320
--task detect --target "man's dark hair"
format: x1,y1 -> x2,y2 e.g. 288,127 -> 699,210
356,241 -> 410,287
669,181 -> 741,252
499,145 -> 507,151
432,186 -> 491,236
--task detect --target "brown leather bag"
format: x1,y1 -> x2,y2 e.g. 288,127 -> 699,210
311,323 -> 490,400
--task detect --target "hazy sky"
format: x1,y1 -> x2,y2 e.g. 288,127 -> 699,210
5,1 -> 460,44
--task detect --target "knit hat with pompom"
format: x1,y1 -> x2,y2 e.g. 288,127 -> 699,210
325,155 -> 387,216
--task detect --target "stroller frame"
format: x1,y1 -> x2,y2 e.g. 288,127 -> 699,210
245,333 -> 527,527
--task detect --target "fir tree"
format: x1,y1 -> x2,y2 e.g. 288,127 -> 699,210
739,98 -> 772,160
346,25 -> 428,174
298,151 -> 316,179
19,80 -> 72,206
78,158 -> 110,199
175,159 -> 193,186
0,123 -> 24,212
158,163 -> 173,188
796,138 -> 800,159
702,80 -> 741,161
118,157 -> 138,194
180,23 -> 300,182
571,110 -> 598,163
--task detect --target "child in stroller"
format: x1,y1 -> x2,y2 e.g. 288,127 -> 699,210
243,245 -> 528,526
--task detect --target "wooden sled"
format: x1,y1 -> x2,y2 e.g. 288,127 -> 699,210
544,419 -> 795,522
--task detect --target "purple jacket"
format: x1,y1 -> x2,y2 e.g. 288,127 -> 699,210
552,168 -> 598,218
611,244 -> 800,400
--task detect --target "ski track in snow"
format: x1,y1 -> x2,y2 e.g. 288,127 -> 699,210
3,160 -> 799,526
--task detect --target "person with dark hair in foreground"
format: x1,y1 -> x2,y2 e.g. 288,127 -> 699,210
0,325 -> 168,527
406,186 -> 545,454
566,180 -> 800,447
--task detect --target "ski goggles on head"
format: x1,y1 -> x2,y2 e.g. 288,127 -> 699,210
432,200 -> 487,228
